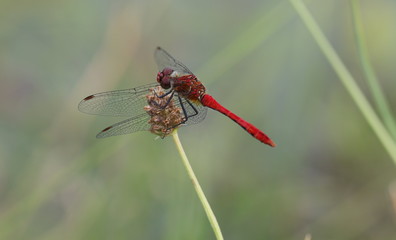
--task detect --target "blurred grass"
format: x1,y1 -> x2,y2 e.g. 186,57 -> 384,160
290,0 -> 396,163
198,1 -> 292,84
0,139 -> 127,238
0,0 -> 396,239
0,0 -> 290,237
350,0 -> 396,139
172,131 -> 223,239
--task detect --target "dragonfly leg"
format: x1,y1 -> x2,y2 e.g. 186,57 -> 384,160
184,98 -> 199,118
166,97 -> 199,133
150,91 -> 175,109
154,88 -> 173,98
177,96 -> 189,125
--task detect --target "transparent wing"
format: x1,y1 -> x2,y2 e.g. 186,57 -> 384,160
154,47 -> 193,75
175,95 -> 208,126
96,93 -> 208,138
78,83 -> 159,117
96,113 -> 151,138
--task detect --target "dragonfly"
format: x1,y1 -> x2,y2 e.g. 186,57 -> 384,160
79,47 -> 276,147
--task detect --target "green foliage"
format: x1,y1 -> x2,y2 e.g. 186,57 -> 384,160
0,0 -> 395,239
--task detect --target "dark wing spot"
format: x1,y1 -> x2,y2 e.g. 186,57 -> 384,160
102,126 -> 112,132
84,95 -> 95,101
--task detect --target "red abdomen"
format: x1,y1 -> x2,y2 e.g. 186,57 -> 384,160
200,94 -> 275,147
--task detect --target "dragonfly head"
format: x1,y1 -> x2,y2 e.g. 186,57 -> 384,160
157,67 -> 174,89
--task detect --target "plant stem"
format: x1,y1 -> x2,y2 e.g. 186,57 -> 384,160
289,0 -> 396,164
350,0 -> 396,139
172,131 -> 224,240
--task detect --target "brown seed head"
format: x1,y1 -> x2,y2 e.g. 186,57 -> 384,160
145,87 -> 183,137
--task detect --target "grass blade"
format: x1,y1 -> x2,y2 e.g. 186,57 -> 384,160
350,0 -> 396,139
289,0 -> 396,164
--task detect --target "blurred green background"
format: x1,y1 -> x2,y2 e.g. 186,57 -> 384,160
1,0 -> 396,239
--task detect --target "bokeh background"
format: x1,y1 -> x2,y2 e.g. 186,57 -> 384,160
1,0 -> 396,239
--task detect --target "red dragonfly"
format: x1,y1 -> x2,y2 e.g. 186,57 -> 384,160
79,47 -> 276,147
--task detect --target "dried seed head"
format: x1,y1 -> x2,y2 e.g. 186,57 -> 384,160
145,86 -> 183,137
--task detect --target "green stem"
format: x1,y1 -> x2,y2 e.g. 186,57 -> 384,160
172,131 -> 224,240
350,0 -> 396,139
289,0 -> 396,164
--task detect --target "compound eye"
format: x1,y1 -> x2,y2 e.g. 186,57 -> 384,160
162,68 -> 173,75
156,72 -> 164,82
157,68 -> 173,89
160,76 -> 171,89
